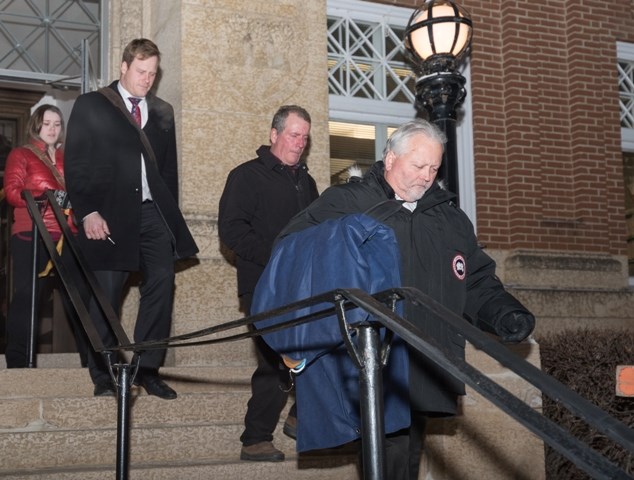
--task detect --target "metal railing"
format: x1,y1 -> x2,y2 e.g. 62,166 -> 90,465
22,190 -> 634,480
0,187 -> 9,354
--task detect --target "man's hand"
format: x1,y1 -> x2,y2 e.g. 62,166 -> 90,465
82,212 -> 110,241
496,311 -> 535,343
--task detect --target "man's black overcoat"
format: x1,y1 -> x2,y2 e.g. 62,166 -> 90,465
65,81 -> 198,271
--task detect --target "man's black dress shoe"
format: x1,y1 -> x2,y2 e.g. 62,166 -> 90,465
94,381 -> 116,397
134,372 -> 177,400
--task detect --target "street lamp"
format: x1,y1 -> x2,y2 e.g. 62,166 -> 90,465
404,0 -> 473,205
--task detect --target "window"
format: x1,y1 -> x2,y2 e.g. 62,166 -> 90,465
0,0 -> 107,90
618,42 -> 634,278
326,0 -> 476,223
329,121 -> 398,184
328,12 -> 415,104
618,42 -> 634,147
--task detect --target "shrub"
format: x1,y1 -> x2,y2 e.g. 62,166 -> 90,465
538,329 -> 634,479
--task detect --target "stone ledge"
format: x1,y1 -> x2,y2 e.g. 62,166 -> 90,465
487,249 -> 629,289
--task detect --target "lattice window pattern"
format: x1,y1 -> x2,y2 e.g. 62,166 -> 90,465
0,0 -> 102,85
620,60 -> 634,129
327,14 -> 415,103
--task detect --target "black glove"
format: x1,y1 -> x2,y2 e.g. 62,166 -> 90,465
496,311 -> 535,343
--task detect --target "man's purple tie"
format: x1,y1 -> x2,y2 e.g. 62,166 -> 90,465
129,97 -> 142,126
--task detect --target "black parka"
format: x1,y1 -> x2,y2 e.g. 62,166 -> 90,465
218,145 -> 319,297
281,162 -> 530,414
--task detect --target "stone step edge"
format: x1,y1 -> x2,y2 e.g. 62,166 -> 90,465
0,447 -> 360,477
0,418 -> 246,434
0,365 -> 257,397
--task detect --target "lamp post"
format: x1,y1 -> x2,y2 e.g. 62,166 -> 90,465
404,0 -> 473,206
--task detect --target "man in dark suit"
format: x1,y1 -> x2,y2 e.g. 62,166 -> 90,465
65,38 -> 198,399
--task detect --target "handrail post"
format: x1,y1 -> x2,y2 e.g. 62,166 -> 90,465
357,323 -> 386,480
27,221 -> 38,368
116,364 -> 131,480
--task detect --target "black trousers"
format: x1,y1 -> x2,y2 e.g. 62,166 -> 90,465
84,202 -> 175,384
382,412 -> 427,480
5,234 -> 89,368
239,293 -> 295,446
356,412 -> 427,479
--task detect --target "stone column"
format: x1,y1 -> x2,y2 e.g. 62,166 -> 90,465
109,0 -> 329,367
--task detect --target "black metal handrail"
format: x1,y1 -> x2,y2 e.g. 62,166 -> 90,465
132,286 -> 634,479
22,189 -> 634,480
0,188 -> 9,357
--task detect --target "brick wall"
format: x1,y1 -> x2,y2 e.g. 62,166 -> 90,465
376,0 -> 634,255
466,0 -> 634,254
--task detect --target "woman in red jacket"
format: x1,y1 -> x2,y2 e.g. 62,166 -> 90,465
3,104 -> 82,367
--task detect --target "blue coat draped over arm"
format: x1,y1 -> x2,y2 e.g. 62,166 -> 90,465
253,214 -> 410,452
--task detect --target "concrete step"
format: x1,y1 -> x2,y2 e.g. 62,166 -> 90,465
0,353 -> 85,370
0,452 -> 360,480
0,364 -> 360,478
2,424 -> 295,470
0,364 -> 254,397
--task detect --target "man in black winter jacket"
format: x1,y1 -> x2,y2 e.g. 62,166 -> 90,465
218,105 -> 319,462
279,118 -> 535,479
